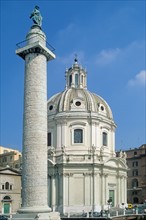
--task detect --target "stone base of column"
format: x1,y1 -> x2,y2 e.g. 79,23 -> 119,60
12,212 -> 60,220
17,206 -> 52,213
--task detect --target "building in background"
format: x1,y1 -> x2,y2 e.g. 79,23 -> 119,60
0,166 -> 21,215
0,146 -> 22,169
126,144 -> 146,204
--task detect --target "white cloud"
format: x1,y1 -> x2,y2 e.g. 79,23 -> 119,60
95,40 -> 144,67
128,70 -> 146,87
96,48 -> 120,65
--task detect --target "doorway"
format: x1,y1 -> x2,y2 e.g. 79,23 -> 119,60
4,203 -> 10,214
109,190 -> 115,207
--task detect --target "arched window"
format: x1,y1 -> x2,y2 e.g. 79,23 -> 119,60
132,179 -> 138,188
74,129 -> 83,143
69,75 -> 72,86
75,73 -> 79,87
3,196 -> 11,201
103,132 -> 108,146
5,182 -> 9,190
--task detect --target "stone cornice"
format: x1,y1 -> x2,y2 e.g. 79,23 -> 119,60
16,41 -> 55,61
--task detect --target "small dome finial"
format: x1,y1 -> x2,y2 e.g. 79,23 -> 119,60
74,54 -> 78,63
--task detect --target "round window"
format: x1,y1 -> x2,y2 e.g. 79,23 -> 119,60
101,106 -> 104,111
75,101 -> 81,106
49,105 -> 53,110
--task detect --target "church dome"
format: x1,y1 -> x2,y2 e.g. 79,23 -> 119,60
48,89 -> 113,119
47,58 -> 113,121
47,57 -> 116,159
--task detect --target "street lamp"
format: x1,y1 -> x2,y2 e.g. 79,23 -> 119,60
107,198 -> 112,217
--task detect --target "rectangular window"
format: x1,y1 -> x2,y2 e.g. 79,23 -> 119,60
47,132 -> 51,146
132,179 -> 138,188
3,157 -> 7,162
132,191 -> 137,195
74,129 -> 83,143
10,156 -> 13,161
133,170 -> 138,176
133,161 -> 138,167
103,132 -> 107,146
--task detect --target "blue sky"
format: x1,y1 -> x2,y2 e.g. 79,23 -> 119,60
0,0 -> 145,152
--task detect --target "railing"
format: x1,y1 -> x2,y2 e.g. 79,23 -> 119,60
16,34 -> 55,52
60,207 -> 146,219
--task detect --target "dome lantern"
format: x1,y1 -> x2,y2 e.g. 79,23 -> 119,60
65,58 -> 87,89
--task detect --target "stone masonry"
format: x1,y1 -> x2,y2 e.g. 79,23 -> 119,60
12,25 -> 60,220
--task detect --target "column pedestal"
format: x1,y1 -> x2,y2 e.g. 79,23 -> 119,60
12,212 -> 60,220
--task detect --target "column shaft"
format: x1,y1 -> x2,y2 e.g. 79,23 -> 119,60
21,53 -> 50,212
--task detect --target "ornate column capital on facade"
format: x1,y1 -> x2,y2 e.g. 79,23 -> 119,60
58,172 -> 73,177
56,119 -> 67,125
95,121 -> 100,126
111,126 -> 115,132
92,172 -> 98,176
63,172 -> 74,177
104,173 -> 108,178
61,119 -> 68,125
90,120 -> 97,125
83,172 -> 92,176
99,173 -> 108,178
117,174 -> 125,179
48,173 -> 57,178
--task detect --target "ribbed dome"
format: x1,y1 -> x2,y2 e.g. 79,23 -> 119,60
47,58 -> 113,120
47,88 -> 113,119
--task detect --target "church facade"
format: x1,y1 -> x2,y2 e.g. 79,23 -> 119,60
47,58 -> 128,215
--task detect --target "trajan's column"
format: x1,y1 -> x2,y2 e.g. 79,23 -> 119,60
12,6 -> 60,220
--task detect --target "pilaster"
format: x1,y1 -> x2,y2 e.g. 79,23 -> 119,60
57,123 -> 61,149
